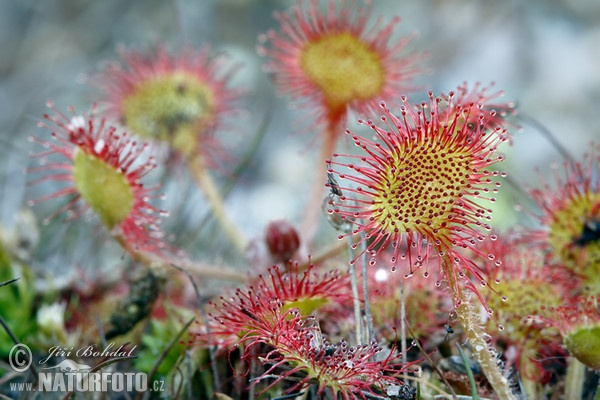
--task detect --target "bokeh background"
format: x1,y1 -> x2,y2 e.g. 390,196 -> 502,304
1,0 -> 600,287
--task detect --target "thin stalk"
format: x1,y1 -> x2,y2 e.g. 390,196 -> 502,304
177,259 -> 246,282
360,234 -> 374,344
0,277 -> 20,288
518,113 -> 574,163
115,235 -> 231,395
564,357 -> 586,400
399,280 -> 408,366
404,320 -> 458,399
297,233 -> 360,272
193,107 -> 272,238
115,233 -> 243,282
443,259 -> 515,400
139,317 -> 196,400
453,302 -> 514,399
188,156 -> 247,253
456,342 -> 480,400
168,261 -> 220,396
300,125 -> 338,244
248,347 -> 258,400
347,236 -> 364,345
519,346 -> 538,400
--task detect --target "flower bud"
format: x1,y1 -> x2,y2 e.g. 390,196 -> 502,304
265,220 -> 300,263
565,325 -> 600,369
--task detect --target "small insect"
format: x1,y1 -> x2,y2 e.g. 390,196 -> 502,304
573,219 -> 600,247
443,324 -> 455,341
322,172 -> 353,233
300,315 -> 325,350
240,307 -> 260,322
297,315 -> 338,361
326,172 -> 343,197
444,311 -> 458,341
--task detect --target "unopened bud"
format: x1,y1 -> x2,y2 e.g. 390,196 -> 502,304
265,220 -> 300,263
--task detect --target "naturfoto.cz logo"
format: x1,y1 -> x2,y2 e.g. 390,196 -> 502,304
8,343 -> 165,394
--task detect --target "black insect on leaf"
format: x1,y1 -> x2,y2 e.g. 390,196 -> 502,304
573,219 -> 600,247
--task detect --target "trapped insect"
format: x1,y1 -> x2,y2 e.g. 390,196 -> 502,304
326,171 -> 343,197
573,218 -> 600,247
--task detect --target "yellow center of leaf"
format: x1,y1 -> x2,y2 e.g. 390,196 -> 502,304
281,297 -> 328,316
548,193 -> 600,288
121,72 -> 215,158
300,32 -> 384,113
372,141 -> 471,242
487,278 -> 560,342
73,149 -> 134,230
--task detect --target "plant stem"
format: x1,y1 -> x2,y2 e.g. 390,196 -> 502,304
453,302 -> 514,399
115,232 -> 246,282
188,156 -> 247,253
518,113 -> 574,162
519,346 -> 538,399
456,342 -> 480,400
347,236 -> 364,345
399,280 -> 408,366
300,124 -> 338,244
564,357 -> 586,400
297,234 -> 360,272
360,234 -> 374,344
443,259 -> 515,400
177,259 -> 246,282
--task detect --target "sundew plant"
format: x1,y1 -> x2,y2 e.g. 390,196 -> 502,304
1,1 -> 600,399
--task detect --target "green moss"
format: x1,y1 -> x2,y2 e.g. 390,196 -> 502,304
0,244 -> 36,357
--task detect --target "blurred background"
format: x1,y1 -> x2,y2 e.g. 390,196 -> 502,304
1,0 -> 599,286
